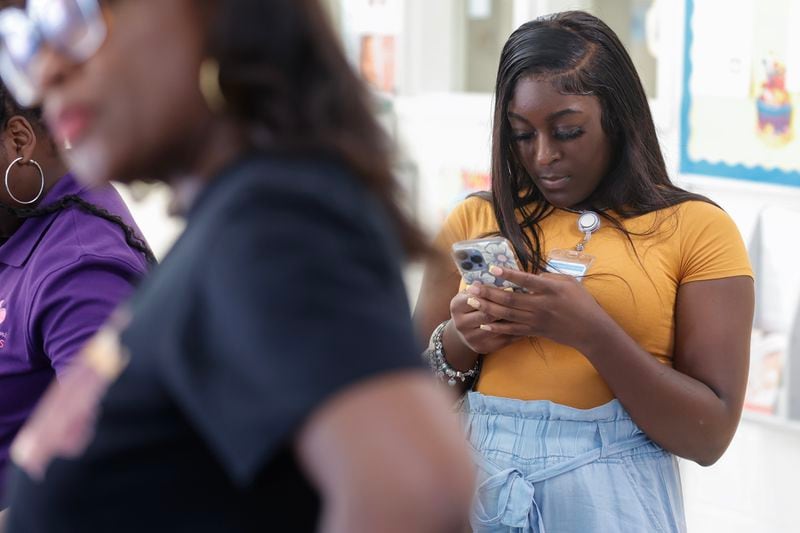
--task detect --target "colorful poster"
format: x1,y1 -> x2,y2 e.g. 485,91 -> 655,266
359,34 -> 396,93
744,331 -> 786,414
680,0 -> 800,186
341,0 -> 401,94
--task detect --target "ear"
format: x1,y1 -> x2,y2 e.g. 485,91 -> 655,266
3,115 -> 37,163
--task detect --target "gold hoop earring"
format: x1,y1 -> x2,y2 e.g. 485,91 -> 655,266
4,157 -> 45,205
199,58 -> 226,113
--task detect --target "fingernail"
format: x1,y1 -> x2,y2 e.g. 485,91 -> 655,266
489,266 -> 502,276
467,285 -> 481,295
479,324 -> 492,331
467,297 -> 480,309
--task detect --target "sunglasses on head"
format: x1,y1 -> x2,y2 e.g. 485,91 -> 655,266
0,0 -> 106,106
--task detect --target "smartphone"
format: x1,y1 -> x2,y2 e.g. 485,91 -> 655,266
451,237 -> 524,291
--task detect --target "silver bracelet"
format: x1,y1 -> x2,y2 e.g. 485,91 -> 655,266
423,319 -> 480,387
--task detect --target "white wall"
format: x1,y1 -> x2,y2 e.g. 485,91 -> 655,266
394,92 -> 494,234
400,0 -> 465,94
680,417 -> 800,533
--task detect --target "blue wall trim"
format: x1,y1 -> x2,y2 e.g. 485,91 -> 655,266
679,0 -> 800,187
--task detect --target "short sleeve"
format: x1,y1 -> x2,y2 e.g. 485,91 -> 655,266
678,201 -> 754,284
433,195 -> 496,253
29,255 -> 143,376
156,183 -> 422,487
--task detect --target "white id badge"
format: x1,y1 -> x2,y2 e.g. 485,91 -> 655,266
545,249 -> 594,280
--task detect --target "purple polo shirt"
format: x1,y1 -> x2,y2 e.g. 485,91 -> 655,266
0,174 -> 148,504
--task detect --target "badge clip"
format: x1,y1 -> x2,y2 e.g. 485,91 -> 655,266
545,211 -> 600,280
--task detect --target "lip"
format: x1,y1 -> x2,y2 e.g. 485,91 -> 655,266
537,175 -> 571,190
46,104 -> 95,146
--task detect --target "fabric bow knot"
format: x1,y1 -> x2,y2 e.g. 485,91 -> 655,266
472,467 -> 545,532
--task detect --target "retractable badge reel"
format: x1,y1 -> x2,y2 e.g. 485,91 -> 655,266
546,211 -> 600,280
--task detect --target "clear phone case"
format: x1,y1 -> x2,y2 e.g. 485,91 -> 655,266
451,237 -> 523,290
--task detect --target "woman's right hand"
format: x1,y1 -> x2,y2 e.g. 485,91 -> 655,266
449,287 -> 525,355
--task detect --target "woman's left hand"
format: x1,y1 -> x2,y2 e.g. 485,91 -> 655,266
465,266 -> 607,351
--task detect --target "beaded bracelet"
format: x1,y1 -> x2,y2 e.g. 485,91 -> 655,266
423,319 -> 481,387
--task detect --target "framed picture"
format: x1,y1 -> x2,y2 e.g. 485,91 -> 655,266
340,0 -> 401,94
680,0 -> 800,186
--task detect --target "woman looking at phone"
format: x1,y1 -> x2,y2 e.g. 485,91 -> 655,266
0,0 -> 474,531
416,11 -> 754,532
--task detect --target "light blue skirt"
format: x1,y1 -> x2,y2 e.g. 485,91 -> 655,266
465,392 -> 686,533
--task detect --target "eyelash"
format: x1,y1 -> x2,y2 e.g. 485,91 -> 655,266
555,128 -> 584,141
511,128 -> 585,142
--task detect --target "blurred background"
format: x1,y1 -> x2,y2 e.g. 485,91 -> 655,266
120,1 -> 800,531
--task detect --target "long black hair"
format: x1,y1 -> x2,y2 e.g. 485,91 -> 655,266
491,11 -> 710,271
0,86 -> 157,266
204,0 -> 426,258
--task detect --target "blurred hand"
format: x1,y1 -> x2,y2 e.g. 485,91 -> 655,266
11,325 -> 128,481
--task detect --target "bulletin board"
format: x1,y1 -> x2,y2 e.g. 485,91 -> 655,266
680,0 -> 800,186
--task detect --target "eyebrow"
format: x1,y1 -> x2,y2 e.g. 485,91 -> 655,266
507,108 -> 583,124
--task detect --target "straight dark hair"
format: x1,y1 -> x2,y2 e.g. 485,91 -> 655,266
490,11 -> 711,271
206,0 -> 426,258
